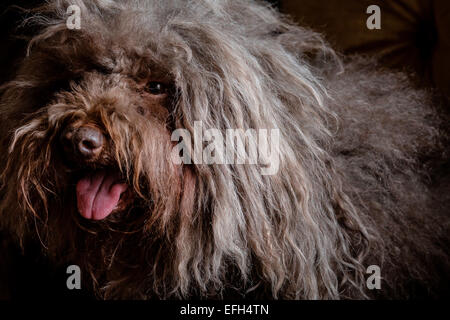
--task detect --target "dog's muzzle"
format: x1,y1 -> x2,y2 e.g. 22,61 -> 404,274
61,125 -> 105,161
59,124 -> 129,220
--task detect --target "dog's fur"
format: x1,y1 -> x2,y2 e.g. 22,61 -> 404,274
0,0 -> 449,299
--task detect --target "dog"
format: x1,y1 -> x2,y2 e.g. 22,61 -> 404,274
0,0 -> 449,299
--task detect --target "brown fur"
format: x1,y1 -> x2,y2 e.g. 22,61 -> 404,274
0,0 -> 449,299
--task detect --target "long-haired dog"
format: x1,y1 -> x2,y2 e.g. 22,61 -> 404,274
0,0 -> 449,299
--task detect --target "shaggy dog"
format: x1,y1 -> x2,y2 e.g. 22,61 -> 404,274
0,0 -> 449,299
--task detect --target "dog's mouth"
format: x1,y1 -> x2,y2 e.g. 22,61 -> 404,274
75,170 -> 129,220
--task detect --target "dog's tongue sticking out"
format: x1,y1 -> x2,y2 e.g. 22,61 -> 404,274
76,171 -> 128,220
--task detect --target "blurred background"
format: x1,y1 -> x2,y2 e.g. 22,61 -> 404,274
277,0 -> 450,100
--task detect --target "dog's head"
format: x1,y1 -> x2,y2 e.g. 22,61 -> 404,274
0,0 -> 369,299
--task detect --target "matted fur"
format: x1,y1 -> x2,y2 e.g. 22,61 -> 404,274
0,0 -> 448,299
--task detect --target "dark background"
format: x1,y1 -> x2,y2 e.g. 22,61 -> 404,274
279,0 -> 450,100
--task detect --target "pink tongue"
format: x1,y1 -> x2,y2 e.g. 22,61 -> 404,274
76,171 -> 128,220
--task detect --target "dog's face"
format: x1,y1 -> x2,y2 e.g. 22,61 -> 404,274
2,4 -> 202,229
50,54 -> 179,221
39,48 -> 180,222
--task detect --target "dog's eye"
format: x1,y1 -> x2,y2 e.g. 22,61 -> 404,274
147,82 -> 167,95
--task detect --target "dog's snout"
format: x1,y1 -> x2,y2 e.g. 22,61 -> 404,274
62,125 -> 105,160
75,126 -> 104,158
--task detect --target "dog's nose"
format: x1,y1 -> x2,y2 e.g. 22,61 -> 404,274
70,126 -> 105,159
